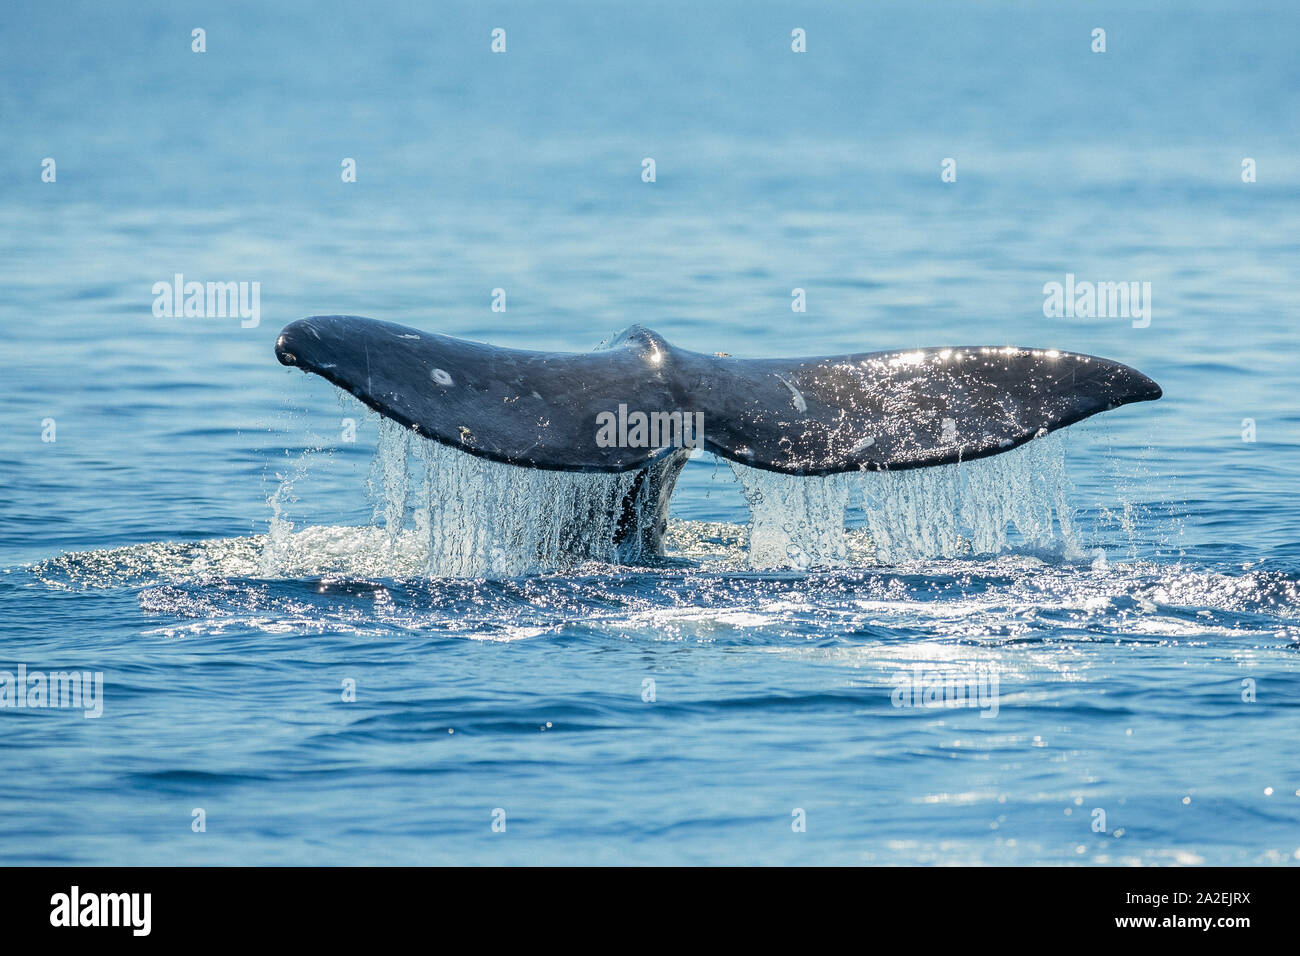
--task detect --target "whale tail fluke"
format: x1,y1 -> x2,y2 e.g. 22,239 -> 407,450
275,315 -> 1161,477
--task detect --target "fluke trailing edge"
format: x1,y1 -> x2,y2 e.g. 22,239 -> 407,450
275,315 -> 1161,476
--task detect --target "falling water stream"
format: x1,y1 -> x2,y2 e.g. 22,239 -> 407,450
258,420 -> 1082,578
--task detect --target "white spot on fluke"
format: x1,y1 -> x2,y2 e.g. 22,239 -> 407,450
431,368 -> 453,386
774,374 -> 808,413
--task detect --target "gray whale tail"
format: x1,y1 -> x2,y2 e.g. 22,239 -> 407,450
275,315 -> 1161,554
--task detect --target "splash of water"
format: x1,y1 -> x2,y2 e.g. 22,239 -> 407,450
728,465 -> 852,569
375,418 -> 412,547
732,435 -> 1078,568
861,436 -> 1076,563
259,447 -> 313,576
367,419 -> 652,577
253,415 -> 1079,577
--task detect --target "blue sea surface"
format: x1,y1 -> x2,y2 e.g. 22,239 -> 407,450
2,0 -> 1299,864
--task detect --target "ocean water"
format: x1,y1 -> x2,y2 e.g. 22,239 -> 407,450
2,0 -> 1299,864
